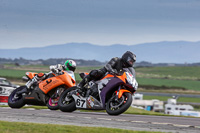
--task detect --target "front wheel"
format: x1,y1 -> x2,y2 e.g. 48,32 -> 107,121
8,86 -> 26,108
58,87 -> 77,112
106,92 -> 132,115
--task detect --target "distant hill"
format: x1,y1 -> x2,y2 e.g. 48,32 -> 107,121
0,58 -> 104,66
0,41 -> 200,63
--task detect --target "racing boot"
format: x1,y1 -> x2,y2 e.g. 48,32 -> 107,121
77,75 -> 91,97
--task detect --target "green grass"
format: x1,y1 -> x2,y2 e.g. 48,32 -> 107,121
0,120 -> 161,133
136,66 -> 200,80
178,97 -> 200,103
0,69 -> 48,79
74,73 -> 82,82
0,68 -> 82,82
143,95 -> 171,102
1,66 -> 200,91
137,77 -> 200,91
20,65 -> 49,69
143,95 -> 200,103
3,64 -> 49,70
76,66 -> 102,71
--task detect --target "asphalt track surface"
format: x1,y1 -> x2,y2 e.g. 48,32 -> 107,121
0,107 -> 200,133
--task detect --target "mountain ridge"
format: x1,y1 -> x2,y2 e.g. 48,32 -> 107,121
0,41 -> 200,63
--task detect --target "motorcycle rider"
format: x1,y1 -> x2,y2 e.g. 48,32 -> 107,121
26,60 -> 76,89
50,60 -> 76,81
77,51 -> 136,96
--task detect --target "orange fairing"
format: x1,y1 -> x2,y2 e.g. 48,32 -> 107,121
118,89 -> 131,99
102,72 -> 127,83
102,74 -> 114,79
26,72 -> 38,79
116,72 -> 127,83
39,71 -> 76,94
84,72 -> 89,75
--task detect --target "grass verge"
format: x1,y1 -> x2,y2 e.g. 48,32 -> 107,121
137,77 -> 200,91
0,120 -> 161,133
136,66 -> 200,80
143,95 -> 200,103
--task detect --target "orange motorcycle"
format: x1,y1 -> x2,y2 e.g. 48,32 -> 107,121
8,70 -> 75,110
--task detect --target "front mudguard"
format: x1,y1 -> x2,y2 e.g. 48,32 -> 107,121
117,89 -> 132,99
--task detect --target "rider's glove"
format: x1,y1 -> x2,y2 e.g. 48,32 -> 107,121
110,69 -> 118,75
49,65 -> 56,71
50,64 -> 63,74
56,64 -> 63,71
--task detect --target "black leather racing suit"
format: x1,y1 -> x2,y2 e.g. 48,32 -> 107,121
78,57 -> 135,89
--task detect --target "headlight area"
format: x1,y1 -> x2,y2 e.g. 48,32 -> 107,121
125,72 -> 138,90
132,78 -> 138,90
125,72 -> 133,84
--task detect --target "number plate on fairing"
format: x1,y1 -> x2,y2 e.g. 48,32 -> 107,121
72,95 -> 86,108
86,96 -> 103,109
72,95 -> 103,109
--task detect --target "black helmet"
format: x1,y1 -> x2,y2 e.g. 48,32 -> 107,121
122,51 -> 136,67
64,60 -> 76,72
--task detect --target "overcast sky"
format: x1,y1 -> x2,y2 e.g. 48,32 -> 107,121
0,0 -> 200,49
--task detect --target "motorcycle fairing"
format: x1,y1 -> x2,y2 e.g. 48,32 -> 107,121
100,78 -> 124,108
72,94 -> 103,109
26,72 -> 38,79
39,72 -> 75,94
23,86 -> 47,105
72,94 -> 87,108
116,72 -> 127,83
86,96 -> 103,109
95,78 -> 110,91
39,78 -> 63,94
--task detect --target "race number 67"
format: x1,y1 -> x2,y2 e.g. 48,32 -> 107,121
76,99 -> 85,107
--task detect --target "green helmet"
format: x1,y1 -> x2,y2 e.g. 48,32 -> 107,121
64,60 -> 76,72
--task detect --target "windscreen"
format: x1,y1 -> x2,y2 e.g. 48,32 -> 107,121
123,67 -> 136,78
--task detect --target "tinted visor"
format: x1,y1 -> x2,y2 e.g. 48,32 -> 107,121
127,56 -> 134,67
67,63 -> 76,72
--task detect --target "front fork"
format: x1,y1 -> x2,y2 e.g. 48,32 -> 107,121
115,86 -> 132,99
16,86 -> 28,96
51,87 -> 64,99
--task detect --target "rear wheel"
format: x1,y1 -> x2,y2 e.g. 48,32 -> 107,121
58,87 -> 77,112
106,92 -> 132,115
8,86 -> 26,108
47,87 -> 65,110
46,97 -> 59,110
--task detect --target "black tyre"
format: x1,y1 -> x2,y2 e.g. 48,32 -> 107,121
58,87 -> 77,112
106,92 -> 132,115
8,86 -> 26,108
46,87 -> 65,110
46,97 -> 59,110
